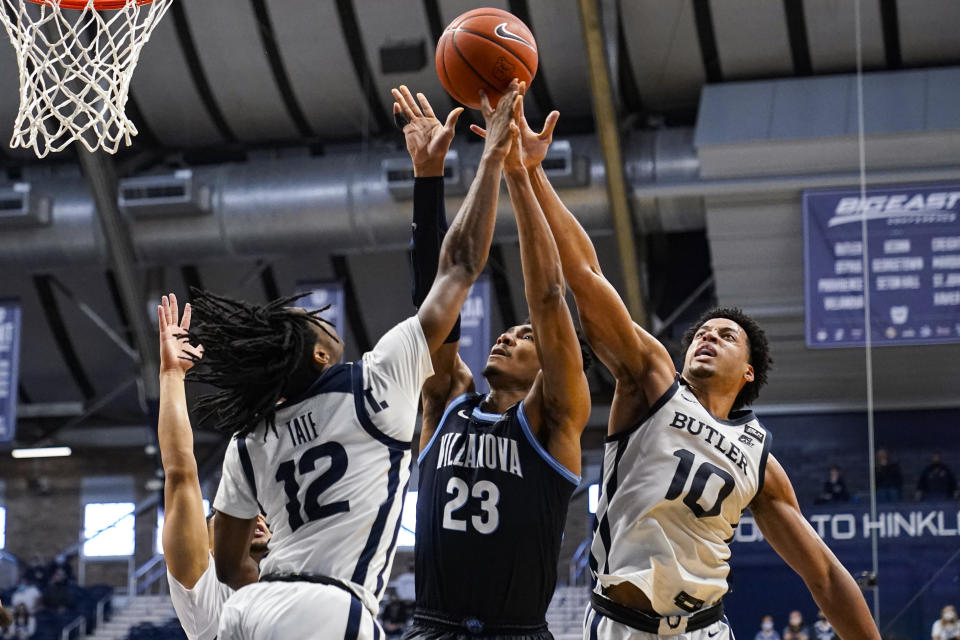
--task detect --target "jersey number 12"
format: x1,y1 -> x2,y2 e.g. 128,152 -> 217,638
275,442 -> 350,532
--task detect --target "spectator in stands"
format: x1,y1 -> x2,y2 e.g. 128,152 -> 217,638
875,448 -> 903,503
20,556 -> 46,588
46,555 -> 74,585
783,610 -> 810,640
381,591 -> 410,639
3,604 -> 35,639
9,581 -> 41,614
754,615 -> 781,640
42,568 -> 74,614
816,466 -> 850,504
812,610 -> 835,640
916,454 -> 958,501
932,605 -> 959,640
389,561 -> 415,604
0,599 -> 12,628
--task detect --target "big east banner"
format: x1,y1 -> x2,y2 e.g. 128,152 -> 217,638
803,185 -> 960,347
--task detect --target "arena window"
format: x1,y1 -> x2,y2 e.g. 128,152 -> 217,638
397,491 -> 418,548
83,502 -> 135,557
155,499 -> 209,554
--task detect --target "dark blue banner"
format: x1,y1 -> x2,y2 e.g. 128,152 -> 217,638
459,277 -> 491,393
803,185 -> 960,347
0,301 -> 21,443
296,281 -> 346,345
726,502 -> 959,638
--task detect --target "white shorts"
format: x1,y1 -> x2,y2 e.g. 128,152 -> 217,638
583,604 -> 734,640
217,581 -> 382,640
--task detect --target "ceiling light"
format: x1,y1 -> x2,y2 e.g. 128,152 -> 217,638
12,446 -> 72,459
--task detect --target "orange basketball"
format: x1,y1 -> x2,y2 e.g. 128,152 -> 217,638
435,8 -> 538,110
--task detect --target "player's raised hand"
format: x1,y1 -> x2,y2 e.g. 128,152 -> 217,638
471,100 -> 558,170
479,79 -> 523,160
502,101 -> 525,175
392,85 -> 462,178
157,293 -> 203,377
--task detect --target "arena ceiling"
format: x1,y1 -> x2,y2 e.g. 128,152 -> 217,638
2,0 -> 960,447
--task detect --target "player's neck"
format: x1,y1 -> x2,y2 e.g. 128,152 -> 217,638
480,387 -> 526,414
685,378 -> 737,421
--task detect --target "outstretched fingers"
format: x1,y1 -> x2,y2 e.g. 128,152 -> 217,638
391,88 -> 417,122
398,85 -> 423,118
444,106 -> 463,132
416,92 -> 436,120
539,110 -> 560,139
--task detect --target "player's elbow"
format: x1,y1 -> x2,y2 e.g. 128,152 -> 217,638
214,557 -> 243,588
162,465 -> 199,488
528,282 -> 566,309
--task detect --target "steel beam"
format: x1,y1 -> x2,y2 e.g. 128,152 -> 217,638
577,0 -> 649,326
77,150 -> 159,400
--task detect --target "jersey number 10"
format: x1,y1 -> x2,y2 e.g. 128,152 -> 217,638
665,449 -> 735,518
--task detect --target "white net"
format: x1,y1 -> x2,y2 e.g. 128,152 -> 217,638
0,0 -> 172,158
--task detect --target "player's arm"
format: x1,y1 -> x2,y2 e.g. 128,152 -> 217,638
471,108 -> 674,423
417,82 -> 520,356
502,114 -> 590,474
527,160 -> 673,399
391,86 -> 474,447
156,294 -> 210,589
212,438 -> 261,590
751,456 -> 880,640
212,511 -> 258,590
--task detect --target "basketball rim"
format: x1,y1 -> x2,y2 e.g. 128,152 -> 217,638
25,0 -> 155,10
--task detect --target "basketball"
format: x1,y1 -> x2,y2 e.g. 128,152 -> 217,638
435,8 -> 538,110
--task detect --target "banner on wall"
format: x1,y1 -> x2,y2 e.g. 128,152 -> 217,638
296,281 -> 346,345
0,301 -> 21,443
733,502 -> 960,549
803,185 -> 960,348
459,277 -> 491,394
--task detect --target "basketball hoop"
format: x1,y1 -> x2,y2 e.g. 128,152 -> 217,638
0,0 -> 172,158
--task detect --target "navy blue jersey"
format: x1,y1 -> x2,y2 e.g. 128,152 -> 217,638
414,393 -> 579,627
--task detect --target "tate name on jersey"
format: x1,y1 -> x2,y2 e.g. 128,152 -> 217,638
284,411 -> 319,447
668,411 -> 751,476
435,431 -> 524,478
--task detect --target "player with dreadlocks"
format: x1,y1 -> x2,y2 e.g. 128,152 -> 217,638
182,80 -> 522,640
496,107 -> 880,639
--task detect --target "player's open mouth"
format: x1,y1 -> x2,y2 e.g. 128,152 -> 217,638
255,526 -> 266,536
490,346 -> 509,358
694,345 -> 716,358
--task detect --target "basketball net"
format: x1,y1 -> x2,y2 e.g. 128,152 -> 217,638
0,0 -> 172,158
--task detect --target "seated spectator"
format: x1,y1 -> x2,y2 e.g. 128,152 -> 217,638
812,610 -> 834,640
9,581 -> 41,615
41,569 -> 73,614
875,448 -> 902,503
381,591 -> 410,639
46,556 -> 74,585
389,562 -> 415,604
932,605 -> 959,640
916,454 -> 958,501
755,615 -> 781,640
783,610 -> 810,640
3,604 -> 35,639
816,466 -> 850,504
0,599 -> 11,628
20,557 -> 46,589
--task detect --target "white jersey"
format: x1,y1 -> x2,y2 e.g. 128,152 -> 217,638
167,555 -> 231,640
214,317 -> 433,615
590,377 -> 771,617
